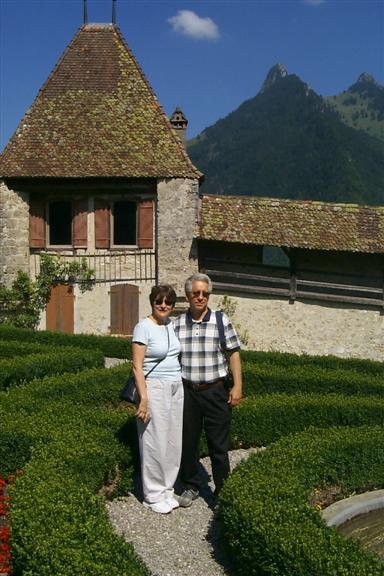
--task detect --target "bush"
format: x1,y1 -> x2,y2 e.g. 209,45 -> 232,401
0,323 -> 132,358
240,349 -> 384,377
242,362 -> 384,397
230,392 -> 384,447
221,425 -> 384,576
1,364 -> 146,575
0,340 -> 55,359
0,348 -> 104,390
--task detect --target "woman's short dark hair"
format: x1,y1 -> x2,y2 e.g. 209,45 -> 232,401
149,284 -> 177,307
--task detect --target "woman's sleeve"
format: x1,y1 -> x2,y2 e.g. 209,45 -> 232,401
132,322 -> 148,345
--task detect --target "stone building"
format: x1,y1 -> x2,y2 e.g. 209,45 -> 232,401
0,23 -> 201,334
0,21 -> 382,361
198,195 -> 384,361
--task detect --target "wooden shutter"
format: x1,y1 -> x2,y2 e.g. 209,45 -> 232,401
46,284 -> 74,333
138,200 -> 153,249
73,198 -> 88,247
95,198 -> 110,248
110,284 -> 139,335
29,197 -> 46,247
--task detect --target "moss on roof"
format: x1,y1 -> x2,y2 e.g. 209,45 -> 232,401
0,24 -> 201,179
198,195 -> 384,254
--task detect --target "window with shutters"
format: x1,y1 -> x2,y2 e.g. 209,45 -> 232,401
95,198 -> 153,249
29,197 -> 88,249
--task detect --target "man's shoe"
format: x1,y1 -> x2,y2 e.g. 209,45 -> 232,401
178,489 -> 199,508
143,500 -> 172,514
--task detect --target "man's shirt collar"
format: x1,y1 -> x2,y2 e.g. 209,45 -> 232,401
186,307 -> 211,324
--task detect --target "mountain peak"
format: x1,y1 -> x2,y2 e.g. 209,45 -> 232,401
261,63 -> 288,92
355,72 -> 379,86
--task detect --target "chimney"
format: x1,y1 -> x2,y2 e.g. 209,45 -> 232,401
170,107 -> 188,147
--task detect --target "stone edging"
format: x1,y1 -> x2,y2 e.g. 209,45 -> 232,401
321,489 -> 384,527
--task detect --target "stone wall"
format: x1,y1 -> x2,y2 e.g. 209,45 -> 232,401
0,180 -> 30,286
210,292 -> 383,362
157,178 -> 199,292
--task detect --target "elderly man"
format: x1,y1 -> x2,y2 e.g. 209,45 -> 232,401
174,273 -> 242,507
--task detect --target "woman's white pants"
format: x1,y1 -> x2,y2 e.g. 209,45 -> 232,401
136,378 -> 183,504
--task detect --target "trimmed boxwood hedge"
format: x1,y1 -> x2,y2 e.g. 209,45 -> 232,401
240,349 -> 384,376
230,392 -> 384,447
242,362 -> 384,397
0,348 -> 105,390
220,425 -> 384,576
0,340 -> 57,359
0,364 -> 148,575
0,323 -> 132,359
2,339 -> 383,575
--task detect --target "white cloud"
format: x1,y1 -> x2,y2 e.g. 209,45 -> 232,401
168,10 -> 220,40
303,0 -> 325,5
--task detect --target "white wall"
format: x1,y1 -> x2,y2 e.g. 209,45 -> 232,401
210,293 -> 383,362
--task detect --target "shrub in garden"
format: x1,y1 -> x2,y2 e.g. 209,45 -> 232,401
0,323 -> 132,359
220,425 -> 384,576
0,340 -> 55,359
230,392 -> 384,447
240,349 -> 384,376
242,362 -> 384,397
0,348 -> 104,390
0,364 -> 147,575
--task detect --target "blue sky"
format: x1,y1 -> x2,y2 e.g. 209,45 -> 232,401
0,0 -> 383,151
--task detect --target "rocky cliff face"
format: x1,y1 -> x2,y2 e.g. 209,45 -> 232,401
260,63 -> 288,92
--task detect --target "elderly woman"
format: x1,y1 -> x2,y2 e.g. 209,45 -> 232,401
132,284 -> 183,514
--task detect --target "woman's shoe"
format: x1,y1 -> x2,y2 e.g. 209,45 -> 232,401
165,490 -> 180,509
143,500 -> 172,514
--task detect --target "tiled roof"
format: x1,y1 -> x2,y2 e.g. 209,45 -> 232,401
198,195 -> 384,254
0,24 -> 201,179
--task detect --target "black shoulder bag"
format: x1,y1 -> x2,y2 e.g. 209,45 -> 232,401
216,310 -> 233,388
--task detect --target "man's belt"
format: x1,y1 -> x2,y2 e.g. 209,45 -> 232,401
183,378 -> 226,391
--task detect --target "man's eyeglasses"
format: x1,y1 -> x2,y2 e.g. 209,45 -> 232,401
191,290 -> 210,299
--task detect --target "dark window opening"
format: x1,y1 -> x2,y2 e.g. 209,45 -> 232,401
262,246 -> 290,268
49,201 -> 72,245
114,201 -> 136,245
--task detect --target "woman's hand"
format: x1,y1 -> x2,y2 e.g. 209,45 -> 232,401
136,397 -> 150,423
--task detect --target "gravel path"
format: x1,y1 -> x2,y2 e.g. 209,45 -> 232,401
106,448 -> 261,576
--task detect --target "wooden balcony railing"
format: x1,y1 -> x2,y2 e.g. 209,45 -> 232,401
202,265 -> 384,309
31,250 -> 156,284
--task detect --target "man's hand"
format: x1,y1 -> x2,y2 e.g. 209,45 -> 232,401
228,350 -> 242,406
228,385 -> 242,406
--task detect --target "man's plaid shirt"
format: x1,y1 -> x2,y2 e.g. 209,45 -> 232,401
173,308 -> 241,384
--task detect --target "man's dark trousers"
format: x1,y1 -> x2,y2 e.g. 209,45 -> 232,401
180,381 -> 232,494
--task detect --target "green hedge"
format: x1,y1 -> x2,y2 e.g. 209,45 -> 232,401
0,323 -> 132,359
230,392 -> 384,447
0,340 -> 57,359
0,348 -> 105,390
1,364 -> 147,575
240,349 -> 384,376
242,362 -> 384,397
221,425 -> 384,576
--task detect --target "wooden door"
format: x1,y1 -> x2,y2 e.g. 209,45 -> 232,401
110,284 -> 139,335
46,284 -> 74,333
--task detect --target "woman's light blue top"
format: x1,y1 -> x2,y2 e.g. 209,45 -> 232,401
132,317 -> 181,380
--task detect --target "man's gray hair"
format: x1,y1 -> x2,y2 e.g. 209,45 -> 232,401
185,273 -> 213,295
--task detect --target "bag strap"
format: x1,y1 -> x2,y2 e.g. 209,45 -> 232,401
144,323 -> 170,378
215,310 -> 227,352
